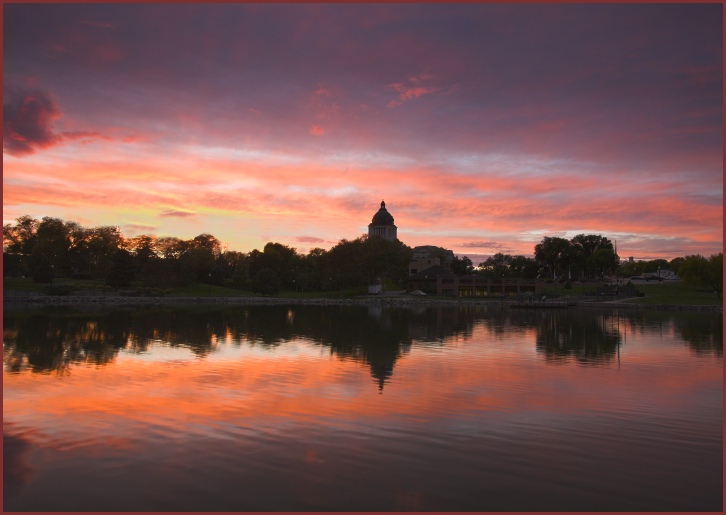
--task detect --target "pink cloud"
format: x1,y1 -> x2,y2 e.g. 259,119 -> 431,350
310,125 -> 325,136
159,210 -> 196,219
122,223 -> 157,236
295,236 -> 327,244
386,74 -> 442,107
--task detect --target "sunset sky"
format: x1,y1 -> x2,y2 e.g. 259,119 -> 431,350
3,3 -> 722,262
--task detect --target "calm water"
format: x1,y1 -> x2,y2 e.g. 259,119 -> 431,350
3,304 -> 722,511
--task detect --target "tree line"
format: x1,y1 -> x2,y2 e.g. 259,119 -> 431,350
452,234 -> 620,280
3,215 -> 722,297
2,215 -> 412,294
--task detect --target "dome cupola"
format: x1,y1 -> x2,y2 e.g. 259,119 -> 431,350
371,200 -> 395,226
368,200 -> 398,241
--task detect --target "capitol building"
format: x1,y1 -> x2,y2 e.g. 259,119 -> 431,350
365,200 -> 542,297
367,200 -> 453,271
367,200 -> 398,241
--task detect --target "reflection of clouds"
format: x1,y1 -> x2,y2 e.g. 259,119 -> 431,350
3,428 -> 36,497
4,305 -> 482,392
2,307 -> 723,510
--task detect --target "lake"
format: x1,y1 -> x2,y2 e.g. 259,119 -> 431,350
3,303 -> 722,511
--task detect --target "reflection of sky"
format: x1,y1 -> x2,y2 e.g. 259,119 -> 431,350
118,336 -> 326,362
3,313 -> 722,511
6,318 -> 720,441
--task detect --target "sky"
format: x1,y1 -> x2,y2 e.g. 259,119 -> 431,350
3,3 -> 723,263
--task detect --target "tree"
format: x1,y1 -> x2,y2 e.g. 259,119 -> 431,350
478,253 -> 511,278
669,257 -> 685,276
106,249 -> 136,287
708,253 -> 723,299
679,253 -> 723,299
3,215 -> 39,254
642,259 -> 669,274
450,255 -> 474,275
308,235 -> 412,292
250,267 -> 281,296
510,255 -> 539,279
534,236 -> 571,279
29,217 -> 73,280
85,226 -> 125,279
570,234 -> 613,259
177,247 -> 216,284
128,235 -> 158,273
216,251 -> 249,289
3,215 -> 39,276
590,247 -> 619,278
190,233 -> 223,256
479,253 -> 539,279
156,237 -> 188,260
569,234 -> 617,278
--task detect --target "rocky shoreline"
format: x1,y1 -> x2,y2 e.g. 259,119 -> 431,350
3,293 -> 722,312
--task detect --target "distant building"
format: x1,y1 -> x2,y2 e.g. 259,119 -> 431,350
368,200 -> 397,241
409,245 -> 455,275
407,266 -> 542,297
409,256 -> 440,275
407,265 -> 457,295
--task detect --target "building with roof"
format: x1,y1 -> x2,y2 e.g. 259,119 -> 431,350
407,267 -> 543,297
368,200 -> 397,241
409,245 -> 455,275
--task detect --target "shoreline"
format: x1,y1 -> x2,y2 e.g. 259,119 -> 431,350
3,293 -> 722,313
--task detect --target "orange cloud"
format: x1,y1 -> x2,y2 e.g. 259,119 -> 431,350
310,125 -> 325,136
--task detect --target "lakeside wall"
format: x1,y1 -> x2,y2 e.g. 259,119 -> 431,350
3,293 -> 722,312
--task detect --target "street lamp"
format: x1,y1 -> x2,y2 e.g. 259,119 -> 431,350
50,264 -> 55,295
208,272 -> 211,297
657,266 -> 661,282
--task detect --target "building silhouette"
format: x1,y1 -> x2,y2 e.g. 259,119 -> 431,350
368,200 -> 397,241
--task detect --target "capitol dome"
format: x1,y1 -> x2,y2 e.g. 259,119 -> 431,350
371,200 -> 395,225
368,200 -> 398,241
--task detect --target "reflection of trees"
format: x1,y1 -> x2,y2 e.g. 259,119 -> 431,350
7,305 -> 719,382
598,310 -> 723,358
3,308 -> 130,374
671,313 -> 722,357
406,306 -> 478,344
534,309 -> 622,365
3,305 -> 479,390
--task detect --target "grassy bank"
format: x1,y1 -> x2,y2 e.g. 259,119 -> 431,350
3,277 -> 254,297
3,277 -> 366,299
622,282 -> 721,306
4,277 -> 722,307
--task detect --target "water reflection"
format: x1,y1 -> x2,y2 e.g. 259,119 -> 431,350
3,304 -> 722,511
3,305 -> 481,390
534,310 -> 621,364
3,305 -> 722,382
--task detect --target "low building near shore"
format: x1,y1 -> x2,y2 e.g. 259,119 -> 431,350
407,266 -> 544,297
